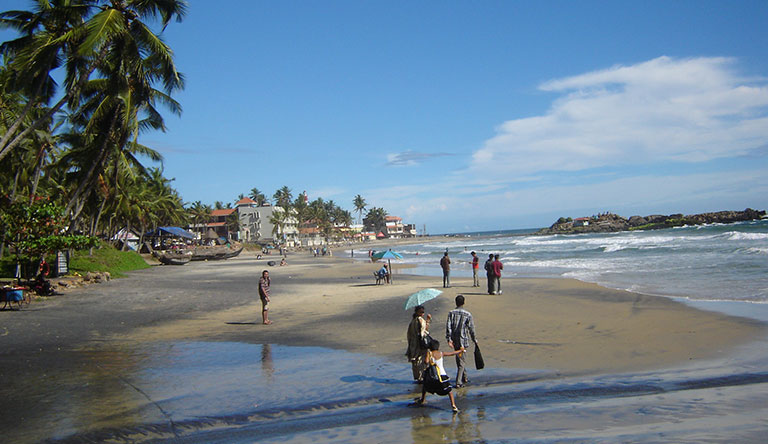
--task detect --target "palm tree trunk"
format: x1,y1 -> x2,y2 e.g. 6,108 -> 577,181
29,143 -> 49,203
65,112 -> 120,227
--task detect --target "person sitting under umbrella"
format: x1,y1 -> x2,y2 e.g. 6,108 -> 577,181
377,263 -> 390,284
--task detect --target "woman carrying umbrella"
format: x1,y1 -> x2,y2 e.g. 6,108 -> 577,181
406,305 -> 432,382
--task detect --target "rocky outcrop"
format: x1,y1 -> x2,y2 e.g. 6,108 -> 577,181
537,208 -> 766,235
54,271 -> 111,292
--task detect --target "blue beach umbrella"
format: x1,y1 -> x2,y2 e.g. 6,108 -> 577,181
371,249 -> 403,260
404,288 -> 443,310
372,249 -> 403,282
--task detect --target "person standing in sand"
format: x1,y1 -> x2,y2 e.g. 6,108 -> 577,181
258,270 -> 272,325
492,254 -> 503,295
484,254 -> 495,294
446,295 -> 477,387
406,305 -> 432,382
470,251 -> 480,287
440,252 -> 451,288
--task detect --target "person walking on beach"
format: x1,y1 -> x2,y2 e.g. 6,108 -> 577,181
440,252 -> 451,288
417,339 -> 463,413
258,270 -> 272,325
446,295 -> 477,387
406,305 -> 432,382
470,251 -> 480,287
484,254 -> 495,294
491,254 -> 503,295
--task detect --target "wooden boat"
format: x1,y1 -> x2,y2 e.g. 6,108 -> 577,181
190,245 -> 244,261
154,250 -> 193,265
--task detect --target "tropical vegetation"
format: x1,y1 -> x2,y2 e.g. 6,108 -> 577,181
1,1 -> 189,269
1,1 -> 398,269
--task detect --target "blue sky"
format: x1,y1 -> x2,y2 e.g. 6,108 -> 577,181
4,1 -> 768,233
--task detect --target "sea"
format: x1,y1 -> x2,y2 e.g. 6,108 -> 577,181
355,219 -> 768,305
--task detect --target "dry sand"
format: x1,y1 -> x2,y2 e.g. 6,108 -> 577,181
122,252 -> 766,375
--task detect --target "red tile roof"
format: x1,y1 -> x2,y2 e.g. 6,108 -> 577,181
236,197 -> 256,205
211,208 -> 236,216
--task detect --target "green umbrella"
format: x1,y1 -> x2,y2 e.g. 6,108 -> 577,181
404,288 -> 443,310
372,249 -> 403,283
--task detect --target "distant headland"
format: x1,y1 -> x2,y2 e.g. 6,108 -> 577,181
537,208 -> 767,235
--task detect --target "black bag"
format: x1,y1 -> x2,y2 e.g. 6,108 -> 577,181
421,333 -> 435,349
423,362 -> 451,395
474,344 -> 485,370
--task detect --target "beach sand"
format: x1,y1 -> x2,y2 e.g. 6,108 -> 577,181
126,253 -> 763,374
1,251 -> 766,442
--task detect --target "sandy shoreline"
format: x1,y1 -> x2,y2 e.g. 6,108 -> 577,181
113,252 -> 764,375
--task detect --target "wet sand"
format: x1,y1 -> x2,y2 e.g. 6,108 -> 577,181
1,251 -> 766,442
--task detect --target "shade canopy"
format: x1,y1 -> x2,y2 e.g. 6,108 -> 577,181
146,226 -> 196,239
372,250 -> 403,260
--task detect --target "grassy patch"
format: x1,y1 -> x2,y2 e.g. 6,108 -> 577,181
70,242 -> 151,278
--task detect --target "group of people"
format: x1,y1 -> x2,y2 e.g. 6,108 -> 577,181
483,253 -> 504,295
441,251 -> 503,294
406,294 -> 477,413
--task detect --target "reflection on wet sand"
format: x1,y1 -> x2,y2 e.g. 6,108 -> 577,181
3,338 -> 768,443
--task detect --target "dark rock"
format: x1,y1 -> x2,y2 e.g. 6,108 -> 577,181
537,208 -> 765,236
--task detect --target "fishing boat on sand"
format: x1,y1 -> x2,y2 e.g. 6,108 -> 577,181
153,250 -> 193,265
190,245 -> 244,261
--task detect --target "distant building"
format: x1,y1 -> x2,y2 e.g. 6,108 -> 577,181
573,217 -> 591,227
385,216 -> 404,238
235,197 -> 262,242
257,206 -> 299,246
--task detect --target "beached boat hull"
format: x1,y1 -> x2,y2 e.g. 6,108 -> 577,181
190,246 -> 244,261
154,251 -> 193,265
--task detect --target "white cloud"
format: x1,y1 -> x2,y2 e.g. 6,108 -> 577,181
386,150 -> 455,166
470,56 -> 768,178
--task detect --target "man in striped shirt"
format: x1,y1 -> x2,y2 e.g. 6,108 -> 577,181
446,294 -> 477,387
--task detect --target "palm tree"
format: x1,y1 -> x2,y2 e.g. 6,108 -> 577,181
269,207 -> 290,244
0,1 -> 95,162
0,0 -> 187,164
273,186 -> 292,209
353,195 -> 366,224
187,200 -> 211,233
292,191 -> 309,224
226,210 -> 240,241
249,187 -> 267,206
363,207 -> 388,234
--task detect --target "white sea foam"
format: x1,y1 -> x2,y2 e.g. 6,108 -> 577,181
725,231 -> 768,241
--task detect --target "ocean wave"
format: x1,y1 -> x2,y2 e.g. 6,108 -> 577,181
724,231 -> 768,241
742,247 -> 768,254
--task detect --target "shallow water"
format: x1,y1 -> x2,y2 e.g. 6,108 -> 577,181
2,336 -> 767,443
